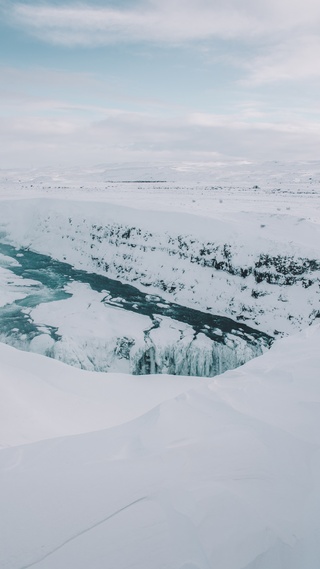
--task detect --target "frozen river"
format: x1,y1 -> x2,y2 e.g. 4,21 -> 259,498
0,241 -> 272,375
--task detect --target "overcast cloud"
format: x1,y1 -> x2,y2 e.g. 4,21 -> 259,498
8,1 -> 320,45
1,0 -> 320,167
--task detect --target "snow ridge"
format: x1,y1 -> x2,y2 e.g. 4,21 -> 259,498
1,326 -> 320,568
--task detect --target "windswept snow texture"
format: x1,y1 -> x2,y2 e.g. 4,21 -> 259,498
1,325 -> 320,568
0,342 -> 206,448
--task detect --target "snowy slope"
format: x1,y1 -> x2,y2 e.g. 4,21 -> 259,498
1,325 -> 320,569
0,342 -> 204,448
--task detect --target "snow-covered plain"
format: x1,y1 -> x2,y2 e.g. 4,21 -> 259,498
0,161 -> 320,568
0,161 -> 319,340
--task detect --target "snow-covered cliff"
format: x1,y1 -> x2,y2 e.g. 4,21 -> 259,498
0,197 -> 319,336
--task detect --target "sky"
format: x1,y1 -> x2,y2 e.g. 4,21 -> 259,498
1,0 -> 320,167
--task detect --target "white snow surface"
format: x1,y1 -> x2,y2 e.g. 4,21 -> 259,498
1,325 -> 320,568
0,342 -> 205,448
0,161 -> 319,336
1,161 -> 320,567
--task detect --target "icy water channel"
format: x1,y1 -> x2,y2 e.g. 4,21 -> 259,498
0,242 -> 273,376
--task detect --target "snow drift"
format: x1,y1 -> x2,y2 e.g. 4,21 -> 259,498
1,325 -> 320,568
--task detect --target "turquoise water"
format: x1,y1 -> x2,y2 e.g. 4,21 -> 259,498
0,241 -> 272,347
0,241 -> 274,376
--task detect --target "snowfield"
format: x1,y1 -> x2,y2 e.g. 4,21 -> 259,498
1,325 -> 320,568
0,161 -> 320,568
0,161 -> 319,339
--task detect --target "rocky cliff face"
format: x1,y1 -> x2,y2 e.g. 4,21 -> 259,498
86,220 -> 320,286
58,218 -> 320,336
0,199 -> 319,337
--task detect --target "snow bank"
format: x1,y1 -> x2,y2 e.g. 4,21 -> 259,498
1,325 -> 320,568
0,342 -> 205,448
